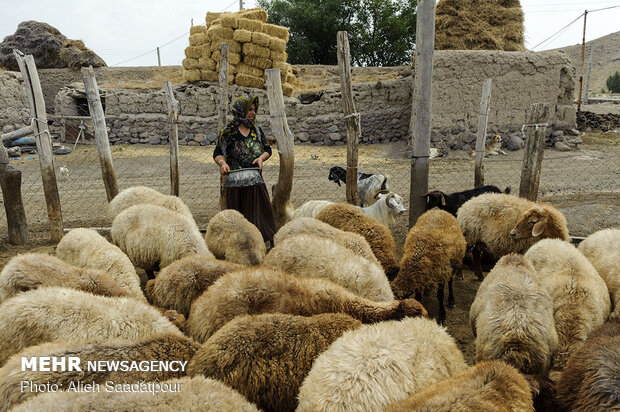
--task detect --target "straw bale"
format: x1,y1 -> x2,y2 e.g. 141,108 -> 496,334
182,58 -> 201,70
235,73 -> 265,89
251,31 -> 271,48
286,72 -> 296,84
198,44 -> 211,58
237,62 -> 264,78
221,14 -> 238,29
238,8 -> 268,23
279,69 -> 287,84
233,29 -> 253,43
237,18 -> 263,32
243,43 -> 270,59
185,46 -> 202,59
209,25 -> 234,40
262,23 -> 290,42
198,56 -> 216,71
269,36 -> 287,52
216,63 -> 238,75
272,60 -> 290,72
212,51 -> 241,66
211,19 -> 221,27
200,69 -> 218,82
183,69 -> 201,83
243,55 -> 272,70
189,33 -> 207,46
206,12 -> 222,27
282,82 -> 294,97
190,25 -> 207,35
270,50 -> 288,62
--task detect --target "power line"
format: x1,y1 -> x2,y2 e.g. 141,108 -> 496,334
530,12 -> 585,50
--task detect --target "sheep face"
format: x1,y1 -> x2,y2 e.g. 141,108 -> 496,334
382,192 -> 406,216
510,207 -> 547,240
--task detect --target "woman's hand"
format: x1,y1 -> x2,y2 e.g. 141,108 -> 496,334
219,162 -> 230,175
252,152 -> 269,170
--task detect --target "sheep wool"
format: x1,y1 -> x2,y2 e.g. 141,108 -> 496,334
146,254 -> 242,318
296,317 -> 467,412
108,185 -> 194,221
187,266 -> 427,342
0,253 -> 131,303
385,360 -> 534,412
188,313 -> 361,412
0,334 -> 200,412
263,234 -> 394,302
56,228 -> 144,301
205,209 -> 266,266
0,287 -> 183,367
524,238 -> 611,371
470,254 -> 558,375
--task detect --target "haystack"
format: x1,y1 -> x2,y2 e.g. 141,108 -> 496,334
435,0 -> 526,51
182,7 -> 295,96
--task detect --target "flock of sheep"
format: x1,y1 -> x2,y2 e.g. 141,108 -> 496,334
0,182 -> 618,411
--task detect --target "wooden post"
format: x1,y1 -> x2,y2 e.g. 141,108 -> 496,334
584,44 -> 594,104
164,81 -> 180,196
577,10 -> 587,111
337,31 -> 360,206
474,79 -> 493,188
13,50 -> 63,242
81,66 -> 119,202
409,0 -> 436,228
519,103 -> 549,201
217,43 -> 230,210
265,68 -> 295,231
157,47 -> 161,66
1,163 -> 29,245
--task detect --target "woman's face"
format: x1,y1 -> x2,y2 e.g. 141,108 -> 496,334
245,104 -> 256,121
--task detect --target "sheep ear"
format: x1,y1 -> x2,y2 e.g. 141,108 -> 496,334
441,194 -> 446,206
532,218 -> 547,237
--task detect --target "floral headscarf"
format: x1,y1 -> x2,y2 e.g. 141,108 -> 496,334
218,95 -> 260,150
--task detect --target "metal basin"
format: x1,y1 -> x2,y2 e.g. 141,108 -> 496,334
224,168 -> 264,188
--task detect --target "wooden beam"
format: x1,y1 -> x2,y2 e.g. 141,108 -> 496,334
337,31 -> 360,206
474,79 -> 493,188
1,125 -> 34,142
218,43 -> 230,211
1,164 -> 29,244
82,66 -> 119,202
164,81 -> 180,196
519,103 -> 549,201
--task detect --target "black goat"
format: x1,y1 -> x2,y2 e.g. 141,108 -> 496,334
423,185 -> 511,216
328,166 -> 374,187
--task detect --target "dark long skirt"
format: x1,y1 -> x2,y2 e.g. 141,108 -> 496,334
226,183 -> 276,242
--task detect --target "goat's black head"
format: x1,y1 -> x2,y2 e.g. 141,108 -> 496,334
423,190 -> 447,210
328,166 -> 346,186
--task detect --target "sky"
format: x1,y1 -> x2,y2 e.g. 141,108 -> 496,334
0,0 -> 618,67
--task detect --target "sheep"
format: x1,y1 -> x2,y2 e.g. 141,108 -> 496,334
0,286 -> 183,366
296,317 -> 467,412
555,320 -> 620,411
111,204 -> 211,278
263,234 -> 394,302
187,266 -> 427,343
327,165 -> 388,206
578,227 -> 620,319
187,312 -> 361,412
384,360 -> 534,412
0,334 -> 200,412
146,254 -> 242,318
469,254 -> 558,376
274,217 -> 379,264
457,192 -> 569,280
291,200 -> 333,219
205,209 -> 266,266
423,185 -> 509,216
0,253 -> 131,302
391,209 -> 466,325
524,238 -> 611,371
316,202 -> 400,279
108,185 -> 194,220
55,227 -> 144,301
11,376 -> 260,412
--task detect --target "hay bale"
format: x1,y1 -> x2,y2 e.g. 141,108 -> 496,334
210,40 -> 241,54
286,72 -> 296,84
243,43 -> 270,59
185,46 -> 202,59
235,73 -> 265,89
189,33 -> 208,46
272,60 -> 290,72
208,25 -> 234,40
182,58 -> 201,70
282,82 -> 294,97
270,50 -> 288,62
269,36 -> 287,52
206,12 -> 222,27
221,14 -> 238,29
200,69 -> 218,82
237,18 -> 263,32
251,32 -> 271,48
183,69 -> 201,82
262,23 -> 290,42
212,51 -> 241,66
238,8 -> 268,22
435,0 -> 525,51
233,29 -> 253,43
216,62 -> 238,75
243,55 -> 272,70
198,44 -> 211,58
198,56 -> 216,71
237,62 -> 264,78
190,25 -> 207,35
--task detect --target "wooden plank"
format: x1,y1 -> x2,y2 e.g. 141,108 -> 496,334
164,81 -> 180,196
1,125 -> 34,142
336,31 -> 360,206
265,68 -> 295,230
474,78 -> 493,188
218,43 -> 230,210
519,103 -> 549,201
1,164 -> 29,244
409,0 -> 436,227
82,66 -> 119,202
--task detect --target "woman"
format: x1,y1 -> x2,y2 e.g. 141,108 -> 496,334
213,95 -> 276,247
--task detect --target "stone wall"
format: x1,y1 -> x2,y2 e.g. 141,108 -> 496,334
0,71 -> 29,134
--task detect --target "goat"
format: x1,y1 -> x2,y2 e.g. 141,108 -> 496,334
424,185 -> 510,216
327,166 -> 388,206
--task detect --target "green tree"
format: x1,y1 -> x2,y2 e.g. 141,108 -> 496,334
606,70 -> 620,93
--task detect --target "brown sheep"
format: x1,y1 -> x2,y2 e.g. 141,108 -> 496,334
187,266 -> 427,342
187,313 -> 361,412
205,209 -> 266,266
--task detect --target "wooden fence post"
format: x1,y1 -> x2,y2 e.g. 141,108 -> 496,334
474,79 -> 493,188
265,68 -> 295,231
519,103 -> 549,201
409,0 -> 436,228
82,66 -> 119,202
217,43 -> 230,210
337,31 -> 360,206
164,81 -> 180,196
1,143 -> 29,244
13,49 -> 63,242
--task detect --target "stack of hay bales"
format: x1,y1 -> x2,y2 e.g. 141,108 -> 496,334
182,8 -> 296,97
435,0 -> 526,51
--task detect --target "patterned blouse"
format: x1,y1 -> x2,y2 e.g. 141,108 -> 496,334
213,124 -> 272,171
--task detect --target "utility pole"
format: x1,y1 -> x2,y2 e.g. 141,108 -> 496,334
157,47 -> 161,66
239,0 -> 243,11
577,10 -> 587,111
584,44 -> 594,104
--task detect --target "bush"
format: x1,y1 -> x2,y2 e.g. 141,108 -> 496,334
606,70 -> 620,93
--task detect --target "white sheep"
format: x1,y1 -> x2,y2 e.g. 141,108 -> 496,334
108,185 -> 194,220
56,228 -> 144,301
578,228 -> 620,319
296,317 -> 467,412
111,204 -> 211,278
470,254 -> 558,376
0,286 -> 183,367
524,238 -> 611,371
327,166 -> 388,207
205,209 -> 266,266
263,234 -> 394,302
